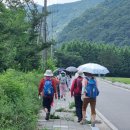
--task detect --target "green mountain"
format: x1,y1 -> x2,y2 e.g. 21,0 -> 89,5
58,0 -> 130,46
47,0 -> 104,39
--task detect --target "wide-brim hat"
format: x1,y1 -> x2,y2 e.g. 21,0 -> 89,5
76,70 -> 84,77
44,70 -> 53,77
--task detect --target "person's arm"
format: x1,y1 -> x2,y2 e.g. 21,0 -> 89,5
81,78 -> 87,95
56,78 -> 59,86
52,79 -> 57,99
64,76 -> 68,88
38,79 -> 44,96
95,78 -> 98,87
70,79 -> 76,97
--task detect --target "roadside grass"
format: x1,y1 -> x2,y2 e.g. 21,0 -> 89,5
56,108 -> 66,112
106,77 -> 130,84
0,69 -> 43,130
69,102 -> 75,109
50,113 -> 60,119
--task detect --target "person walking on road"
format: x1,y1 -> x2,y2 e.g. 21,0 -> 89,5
80,72 -> 99,127
71,71 -> 84,122
67,72 -> 72,90
58,71 -> 68,100
38,70 -> 57,120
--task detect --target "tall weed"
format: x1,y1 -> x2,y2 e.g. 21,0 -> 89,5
0,69 -> 42,130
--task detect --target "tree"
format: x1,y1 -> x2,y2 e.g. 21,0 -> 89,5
56,41 -> 130,77
0,2 -> 41,71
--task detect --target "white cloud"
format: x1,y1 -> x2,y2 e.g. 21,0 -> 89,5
33,0 -> 81,6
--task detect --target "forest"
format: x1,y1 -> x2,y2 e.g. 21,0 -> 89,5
58,0 -> 130,46
55,41 -> 130,77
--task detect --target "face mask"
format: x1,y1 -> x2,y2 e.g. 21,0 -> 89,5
61,74 -> 65,77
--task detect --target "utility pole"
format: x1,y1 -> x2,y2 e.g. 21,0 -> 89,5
42,0 -> 47,70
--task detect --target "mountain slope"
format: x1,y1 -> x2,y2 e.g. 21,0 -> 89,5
47,0 -> 105,39
58,0 -> 130,46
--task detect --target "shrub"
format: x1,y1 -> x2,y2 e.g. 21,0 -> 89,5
0,69 -> 42,130
69,102 -> 75,109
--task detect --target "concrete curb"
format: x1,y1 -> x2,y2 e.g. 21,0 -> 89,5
100,78 -> 130,90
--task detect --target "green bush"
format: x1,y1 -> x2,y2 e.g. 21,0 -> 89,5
50,114 -> 60,119
69,102 -> 75,109
55,108 -> 66,112
0,69 -> 42,130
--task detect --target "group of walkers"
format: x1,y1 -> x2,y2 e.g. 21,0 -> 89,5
38,69 -> 99,127
71,71 -> 99,126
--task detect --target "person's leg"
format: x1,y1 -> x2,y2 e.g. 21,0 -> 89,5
80,98 -> 89,124
48,97 -> 53,112
74,96 -> 78,119
57,84 -> 60,99
90,98 -> 96,126
43,97 -> 48,112
45,97 -> 53,120
59,84 -> 63,99
78,95 -> 83,121
63,84 -> 67,100
43,97 -> 49,120
75,95 -> 82,122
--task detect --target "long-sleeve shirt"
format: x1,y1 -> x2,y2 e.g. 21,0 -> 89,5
38,77 -> 57,98
71,77 -> 83,97
70,79 -> 76,97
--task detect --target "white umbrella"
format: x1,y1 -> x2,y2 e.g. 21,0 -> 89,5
66,66 -> 77,72
78,63 -> 109,74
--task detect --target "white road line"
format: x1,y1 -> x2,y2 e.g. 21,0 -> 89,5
96,109 -> 119,130
91,127 -> 100,130
53,125 -> 68,128
38,119 -> 47,122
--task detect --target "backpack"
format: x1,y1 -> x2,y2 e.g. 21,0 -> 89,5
74,77 -> 82,95
59,76 -> 67,84
43,79 -> 54,96
86,78 -> 99,99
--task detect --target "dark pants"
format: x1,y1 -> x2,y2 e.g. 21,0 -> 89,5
57,85 -> 60,98
43,96 -> 53,112
74,95 -> 83,121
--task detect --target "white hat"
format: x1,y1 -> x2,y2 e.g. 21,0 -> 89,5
61,71 -> 66,74
44,70 -> 53,77
76,71 -> 84,77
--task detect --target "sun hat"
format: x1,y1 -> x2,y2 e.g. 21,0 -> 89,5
61,71 -> 66,74
44,70 -> 53,77
75,70 -> 84,77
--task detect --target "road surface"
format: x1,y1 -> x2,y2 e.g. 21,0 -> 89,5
97,79 -> 130,130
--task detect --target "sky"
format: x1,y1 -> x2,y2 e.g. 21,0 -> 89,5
33,0 -> 81,6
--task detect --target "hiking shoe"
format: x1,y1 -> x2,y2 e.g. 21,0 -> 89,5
77,119 -> 82,123
86,120 -> 91,124
45,113 -> 50,120
91,121 -> 95,127
80,119 -> 86,125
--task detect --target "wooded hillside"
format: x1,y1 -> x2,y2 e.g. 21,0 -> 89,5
58,0 -> 130,46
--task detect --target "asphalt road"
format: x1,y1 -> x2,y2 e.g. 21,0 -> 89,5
96,79 -> 130,130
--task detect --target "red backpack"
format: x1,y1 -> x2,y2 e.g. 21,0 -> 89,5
74,77 -> 83,95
